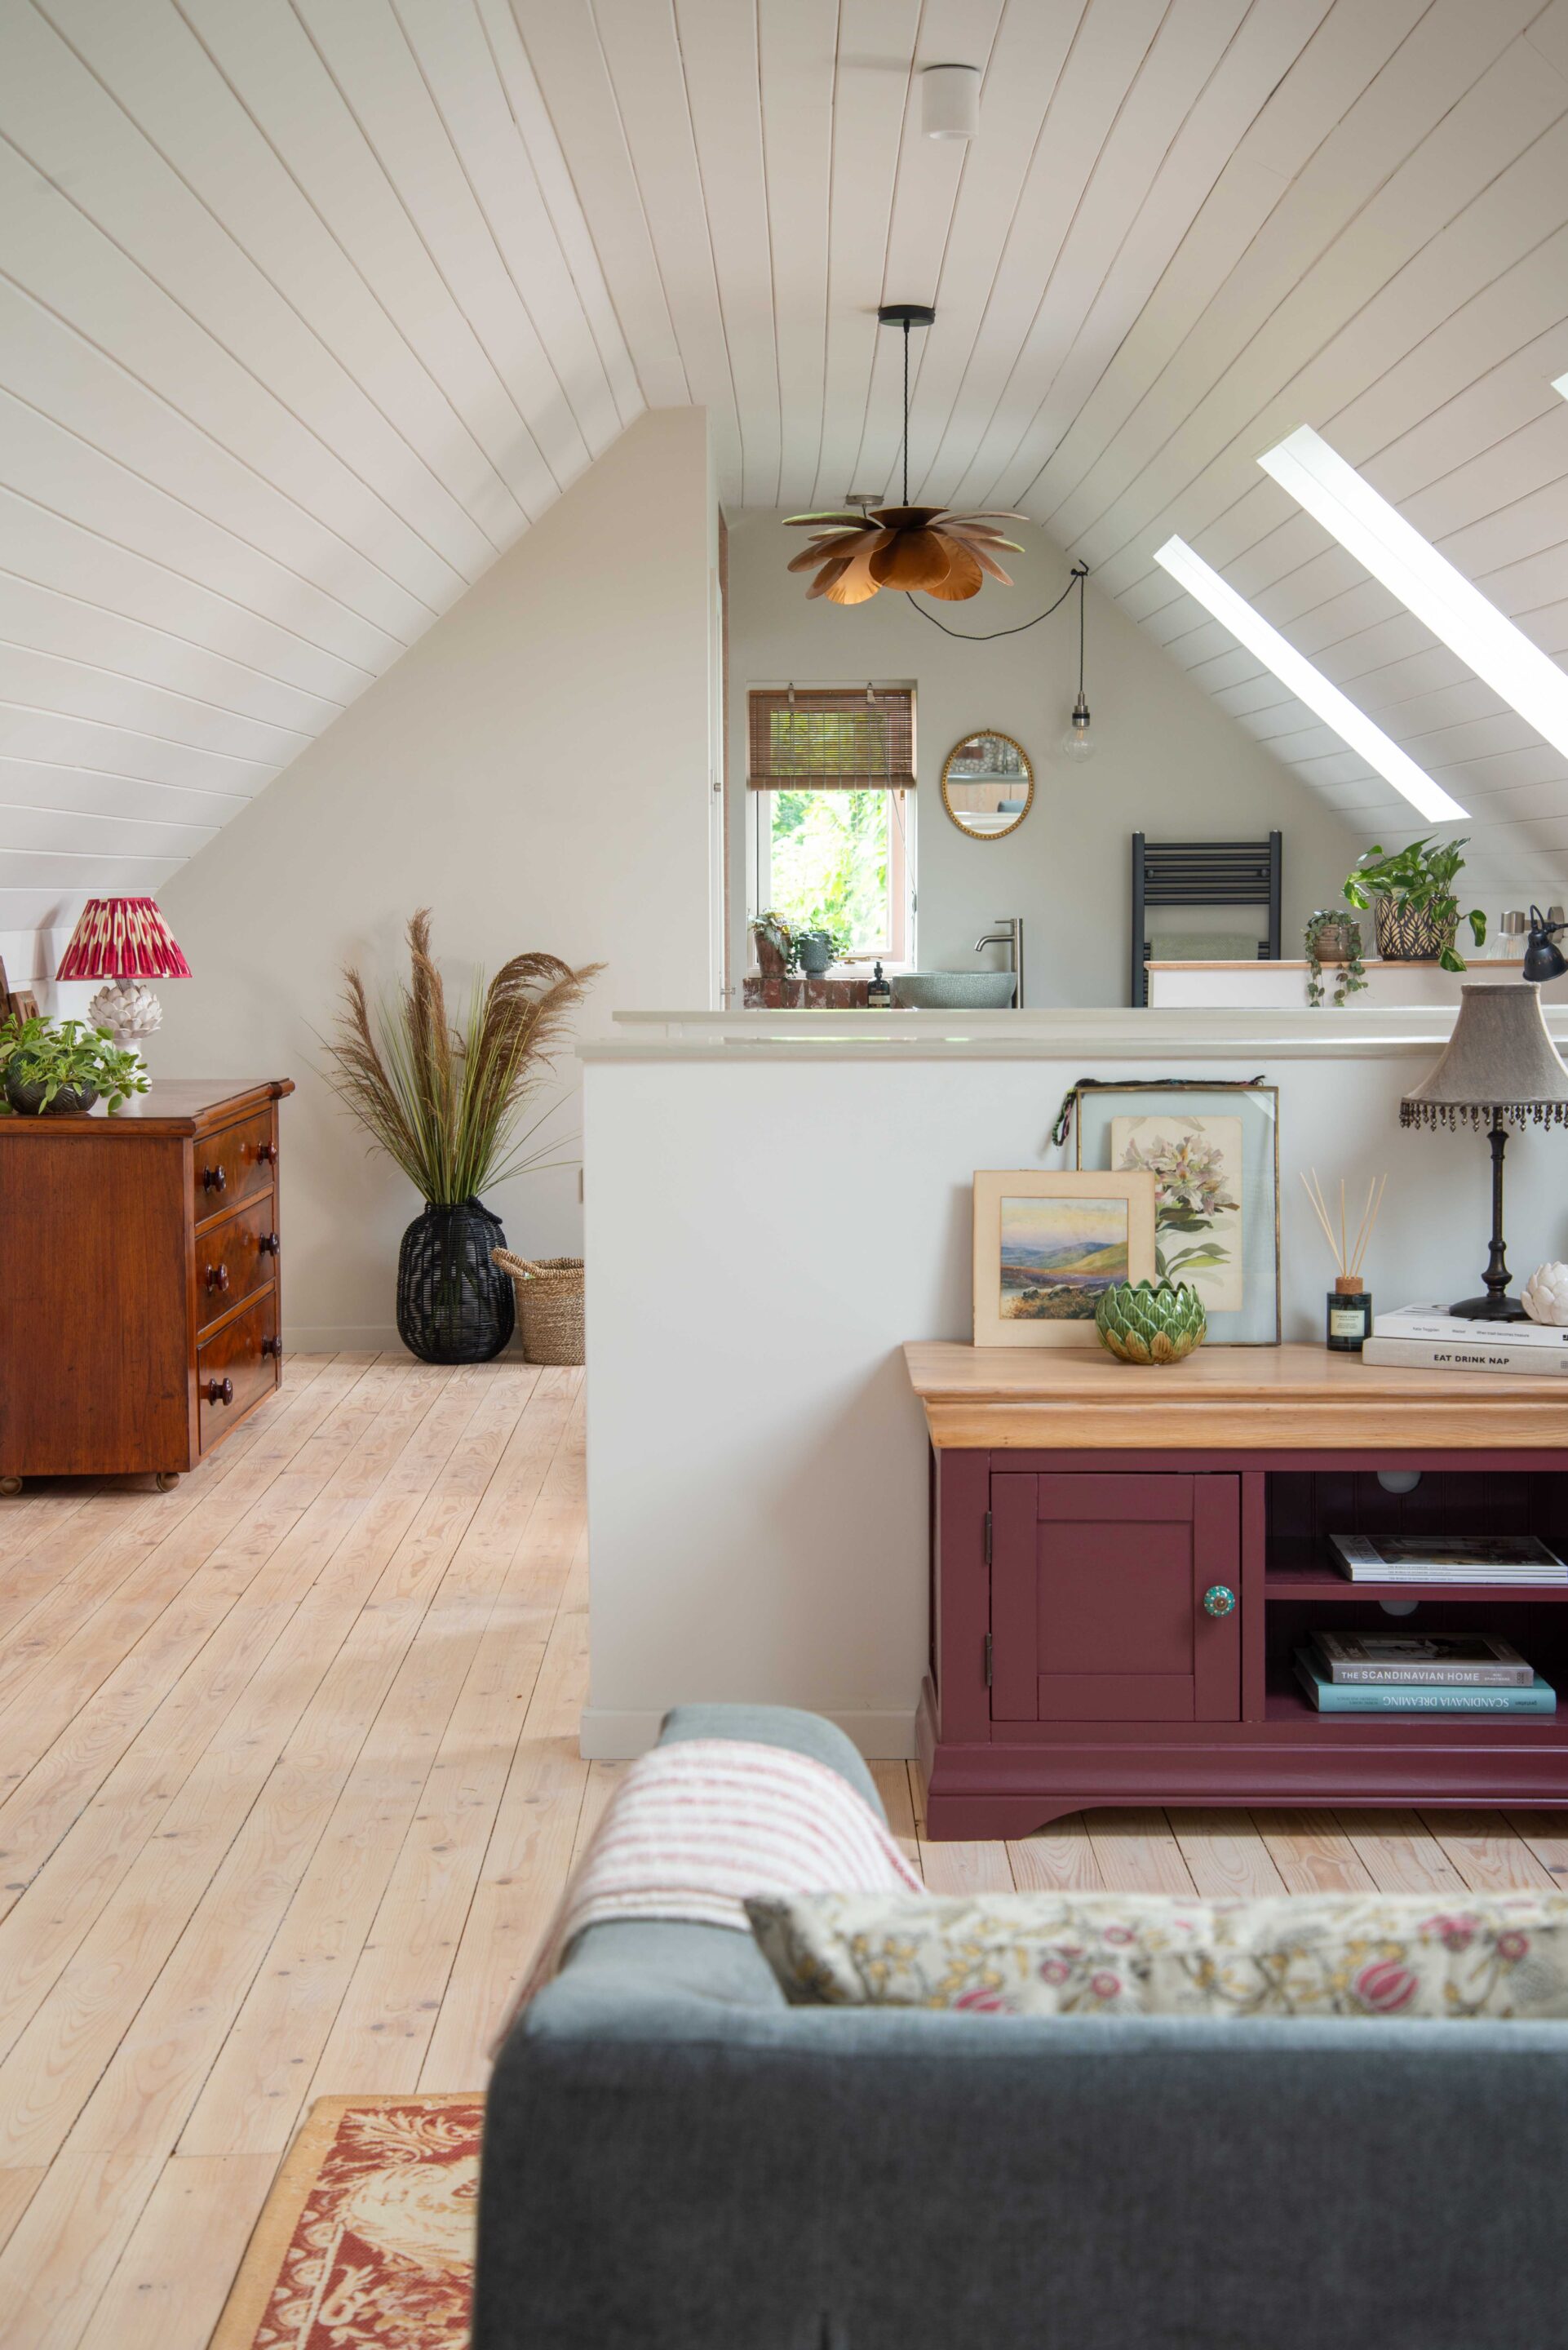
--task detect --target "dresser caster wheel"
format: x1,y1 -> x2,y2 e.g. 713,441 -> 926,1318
155,1472 -> 180,1493
0,1477 -> 20,1496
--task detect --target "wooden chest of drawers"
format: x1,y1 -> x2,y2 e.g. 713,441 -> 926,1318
0,1079 -> 294,1488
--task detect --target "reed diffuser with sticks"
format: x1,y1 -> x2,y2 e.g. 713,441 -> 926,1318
1300,1168 -> 1387,1350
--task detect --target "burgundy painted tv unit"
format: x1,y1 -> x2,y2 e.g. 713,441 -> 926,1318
908,1341 -> 1568,1841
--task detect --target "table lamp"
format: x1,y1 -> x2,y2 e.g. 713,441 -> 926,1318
55,898 -> 190,1059
1401,981 -> 1568,1319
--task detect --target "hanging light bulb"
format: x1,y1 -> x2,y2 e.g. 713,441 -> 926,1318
1057,562 -> 1096,760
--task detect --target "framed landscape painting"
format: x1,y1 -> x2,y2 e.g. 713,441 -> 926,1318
972,1170 -> 1158,1348
1074,1081 -> 1280,1345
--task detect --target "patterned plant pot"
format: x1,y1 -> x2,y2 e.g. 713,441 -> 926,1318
1375,898 -> 1455,962
396,1198 -> 515,1363
2,1071 -> 98,1115
1311,916 -> 1360,965
1095,1278 -> 1207,1366
796,933 -> 832,975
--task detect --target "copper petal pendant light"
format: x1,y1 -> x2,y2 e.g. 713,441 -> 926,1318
784,304 -> 1025,605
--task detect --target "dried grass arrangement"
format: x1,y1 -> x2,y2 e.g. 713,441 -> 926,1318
324,911 -> 601,1205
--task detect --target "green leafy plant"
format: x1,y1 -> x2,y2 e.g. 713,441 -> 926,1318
1304,911 -> 1366,1009
751,910 -> 800,973
321,910 -> 601,1204
1342,836 -> 1486,973
796,920 -> 851,963
0,1014 -> 148,1112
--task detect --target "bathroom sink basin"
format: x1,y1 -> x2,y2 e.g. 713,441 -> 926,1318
889,971 -> 1017,1009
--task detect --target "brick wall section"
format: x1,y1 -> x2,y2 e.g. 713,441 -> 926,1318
743,976 -> 870,1008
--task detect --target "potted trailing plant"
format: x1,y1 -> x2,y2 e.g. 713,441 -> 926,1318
0,1014 -> 148,1115
322,911 -> 600,1364
795,921 -> 850,976
750,910 -> 797,978
1304,911 -> 1366,1008
1342,836 -> 1486,970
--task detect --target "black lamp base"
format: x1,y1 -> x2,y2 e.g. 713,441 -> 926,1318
1449,1292 -> 1526,1322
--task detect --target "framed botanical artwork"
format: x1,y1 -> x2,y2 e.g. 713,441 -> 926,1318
972,1169 -> 1158,1348
1072,1080 -> 1281,1345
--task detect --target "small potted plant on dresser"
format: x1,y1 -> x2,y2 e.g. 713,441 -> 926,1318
1342,836 -> 1486,971
0,1014 -> 148,1115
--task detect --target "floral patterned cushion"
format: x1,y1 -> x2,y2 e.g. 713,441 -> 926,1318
744,1891 -> 1568,2020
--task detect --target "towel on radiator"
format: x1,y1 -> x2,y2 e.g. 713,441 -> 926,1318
489,1737 -> 926,2051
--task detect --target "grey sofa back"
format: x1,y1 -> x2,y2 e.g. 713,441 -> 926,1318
474,1708 -> 1567,2350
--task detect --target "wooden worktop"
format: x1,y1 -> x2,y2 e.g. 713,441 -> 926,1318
905,1339 -> 1568,1451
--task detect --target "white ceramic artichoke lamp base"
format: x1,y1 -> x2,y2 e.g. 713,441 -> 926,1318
1401,982 -> 1568,1321
55,898 -> 191,1107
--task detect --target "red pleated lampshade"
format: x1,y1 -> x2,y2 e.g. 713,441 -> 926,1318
55,898 -> 192,982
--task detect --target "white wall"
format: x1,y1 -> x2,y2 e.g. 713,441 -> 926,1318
724,512 -> 1366,1007
154,409 -> 718,1348
582,1030 -> 1568,1758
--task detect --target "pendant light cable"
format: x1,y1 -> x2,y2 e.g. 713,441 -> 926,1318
909,560 -> 1087,641
901,317 -> 910,506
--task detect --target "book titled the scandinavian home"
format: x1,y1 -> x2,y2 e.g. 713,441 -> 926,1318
1329,1533 -> 1568,1585
1294,1650 -> 1557,1715
1309,1629 -> 1535,1687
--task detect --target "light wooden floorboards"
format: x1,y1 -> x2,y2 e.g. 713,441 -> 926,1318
0,1355 -> 1559,2348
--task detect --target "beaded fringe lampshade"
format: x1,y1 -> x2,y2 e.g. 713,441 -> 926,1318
55,897 -> 190,1061
1402,982 -> 1568,1319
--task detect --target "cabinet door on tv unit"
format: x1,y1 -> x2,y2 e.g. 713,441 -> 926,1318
990,1474 -> 1240,1724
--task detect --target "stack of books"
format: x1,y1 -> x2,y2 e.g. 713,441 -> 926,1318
1329,1532 -> 1568,1585
1295,1628 -> 1557,1714
1362,1304 -> 1568,1377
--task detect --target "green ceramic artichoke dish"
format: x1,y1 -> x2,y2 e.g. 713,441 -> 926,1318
1094,1278 -> 1207,1366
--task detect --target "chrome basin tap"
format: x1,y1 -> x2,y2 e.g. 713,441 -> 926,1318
974,916 -> 1024,1008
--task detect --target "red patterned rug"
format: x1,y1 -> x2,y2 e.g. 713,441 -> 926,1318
212,2095 -> 481,2350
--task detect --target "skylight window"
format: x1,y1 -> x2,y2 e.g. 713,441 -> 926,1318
1151,536 -> 1467,823
1258,423 -> 1568,763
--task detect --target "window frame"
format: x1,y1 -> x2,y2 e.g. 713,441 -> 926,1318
745,685 -> 917,969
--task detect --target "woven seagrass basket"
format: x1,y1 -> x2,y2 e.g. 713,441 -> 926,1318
492,1251 -> 585,1366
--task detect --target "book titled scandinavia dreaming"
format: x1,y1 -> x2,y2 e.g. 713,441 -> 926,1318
1294,1652 -> 1557,1715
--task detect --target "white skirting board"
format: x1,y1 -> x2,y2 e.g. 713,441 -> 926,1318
578,1707 -> 919,1761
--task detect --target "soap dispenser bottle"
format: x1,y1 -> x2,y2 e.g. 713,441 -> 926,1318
866,960 -> 893,1009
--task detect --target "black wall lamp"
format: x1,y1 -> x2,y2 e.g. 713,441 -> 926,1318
1523,906 -> 1568,985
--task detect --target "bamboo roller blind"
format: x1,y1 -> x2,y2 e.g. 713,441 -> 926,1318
746,687 -> 915,789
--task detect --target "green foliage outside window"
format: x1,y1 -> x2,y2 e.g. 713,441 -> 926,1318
767,790 -> 892,950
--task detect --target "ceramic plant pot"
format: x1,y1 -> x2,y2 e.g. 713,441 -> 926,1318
1374,899 -> 1455,962
1095,1278 -> 1207,1367
2,1070 -> 99,1115
1309,916 -> 1360,965
796,933 -> 832,975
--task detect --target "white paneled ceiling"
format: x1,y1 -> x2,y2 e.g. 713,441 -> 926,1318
5,0 -> 1568,952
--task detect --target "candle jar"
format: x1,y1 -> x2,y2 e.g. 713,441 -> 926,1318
1327,1276 -> 1371,1351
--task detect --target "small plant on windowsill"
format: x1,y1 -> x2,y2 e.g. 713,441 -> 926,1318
750,910 -> 799,978
1304,910 -> 1366,1009
0,1014 -> 149,1115
795,920 -> 852,977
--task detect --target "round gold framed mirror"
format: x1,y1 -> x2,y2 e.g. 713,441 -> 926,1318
940,730 -> 1034,839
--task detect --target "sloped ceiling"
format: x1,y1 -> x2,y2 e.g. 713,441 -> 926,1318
4,0 -> 1568,963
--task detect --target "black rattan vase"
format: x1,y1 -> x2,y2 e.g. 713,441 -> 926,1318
396,1199 -> 515,1363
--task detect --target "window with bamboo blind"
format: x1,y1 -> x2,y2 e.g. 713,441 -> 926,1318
746,686 -> 915,964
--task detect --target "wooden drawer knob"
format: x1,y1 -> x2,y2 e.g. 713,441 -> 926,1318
202,1164 -> 227,1194
206,1264 -> 230,1293
262,1336 -> 283,1361
206,1377 -> 234,1407
1203,1584 -> 1236,1617
258,1232 -> 281,1257
257,1141 -> 278,1164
